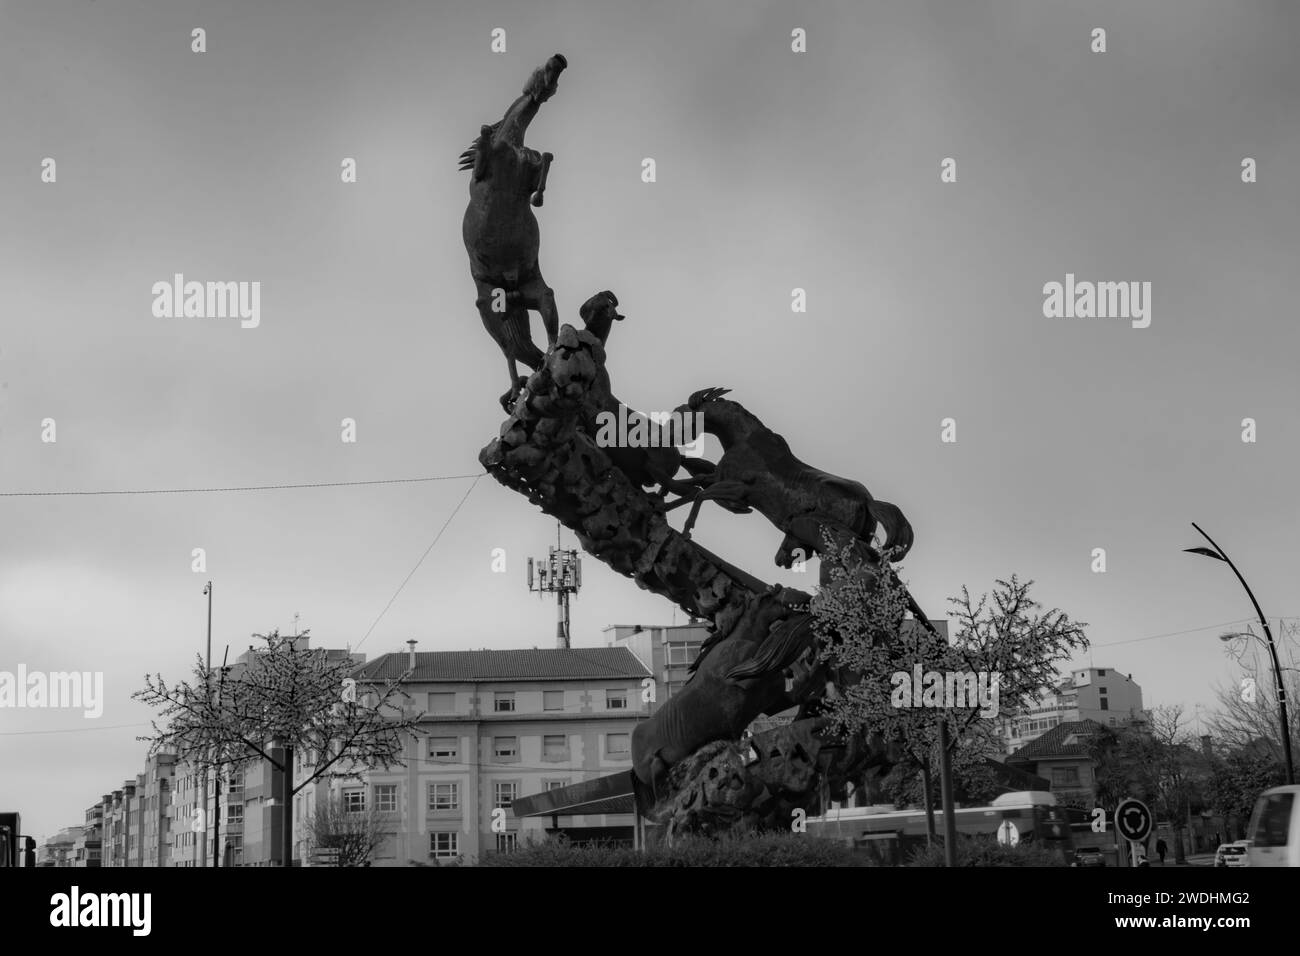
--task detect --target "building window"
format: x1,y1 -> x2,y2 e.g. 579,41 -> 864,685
1100,698 -> 1109,711
543,735 -> 568,761
429,783 -> 459,811
225,834 -> 243,865
494,692 -> 516,713
1097,669 -> 1106,676
429,692 -> 455,713
429,736 -> 459,760
544,779 -> 569,791
493,736 -> 518,760
374,785 -> 398,812
496,832 -> 518,853
430,832 -> 459,858
227,779 -> 243,798
1051,767 -> 1081,788
543,690 -> 564,711
226,805 -> 243,825
606,690 -> 628,710
494,781 -> 518,810
607,733 -> 631,758
1099,686 -> 1107,694
666,642 -> 699,666
342,788 -> 366,813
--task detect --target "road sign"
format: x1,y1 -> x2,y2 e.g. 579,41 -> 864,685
997,820 -> 1019,846
1114,798 -> 1153,843
312,847 -> 341,866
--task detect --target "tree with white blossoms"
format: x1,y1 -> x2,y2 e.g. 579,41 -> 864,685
810,541 -> 1088,840
135,628 -> 422,867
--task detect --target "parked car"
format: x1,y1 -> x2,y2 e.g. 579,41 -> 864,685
1248,785 -> 1300,867
1071,846 -> 1105,867
1214,841 -> 1251,867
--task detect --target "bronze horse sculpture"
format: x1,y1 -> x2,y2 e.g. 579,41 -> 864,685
667,387 -> 914,565
461,54 -> 567,410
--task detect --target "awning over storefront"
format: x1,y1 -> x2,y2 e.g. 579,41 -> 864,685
512,770 -> 634,818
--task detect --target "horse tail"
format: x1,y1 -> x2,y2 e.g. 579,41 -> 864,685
498,306 -> 545,370
868,498 -> 913,560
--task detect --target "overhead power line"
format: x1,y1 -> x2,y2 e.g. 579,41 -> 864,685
0,473 -> 485,497
1091,617 -> 1299,648
355,474 -> 484,651
0,721 -> 152,737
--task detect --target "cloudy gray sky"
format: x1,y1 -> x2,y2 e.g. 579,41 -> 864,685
2,0 -> 1297,842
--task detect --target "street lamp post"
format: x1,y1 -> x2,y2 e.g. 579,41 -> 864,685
200,581 -> 212,867
1185,523 -> 1294,785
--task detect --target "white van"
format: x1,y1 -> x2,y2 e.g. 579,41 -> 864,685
1247,785 -> 1300,867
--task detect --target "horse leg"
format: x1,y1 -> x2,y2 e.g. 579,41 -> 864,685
679,495 -> 706,539
517,275 -> 559,348
473,278 -> 529,408
499,353 -> 527,412
530,152 -> 553,207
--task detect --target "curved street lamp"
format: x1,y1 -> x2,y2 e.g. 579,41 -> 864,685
1185,523 -> 1294,785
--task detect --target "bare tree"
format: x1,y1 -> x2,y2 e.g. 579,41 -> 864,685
1205,668 -> 1300,767
135,628 -> 422,866
304,795 -> 388,867
1090,705 -> 1207,863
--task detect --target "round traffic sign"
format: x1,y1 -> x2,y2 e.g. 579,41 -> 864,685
997,820 -> 1019,846
1114,798 -> 1153,842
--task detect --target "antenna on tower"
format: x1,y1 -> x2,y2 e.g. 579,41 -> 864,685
527,521 -> 582,649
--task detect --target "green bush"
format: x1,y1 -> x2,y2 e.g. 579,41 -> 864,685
478,831 -> 874,867
906,835 -> 1064,867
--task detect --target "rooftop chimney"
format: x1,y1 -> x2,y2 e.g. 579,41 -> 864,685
406,640 -> 417,671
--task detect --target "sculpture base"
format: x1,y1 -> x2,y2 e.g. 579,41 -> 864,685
647,720 -> 825,838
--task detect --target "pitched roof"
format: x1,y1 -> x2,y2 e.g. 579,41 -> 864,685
1007,719 -> 1112,763
351,647 -> 650,683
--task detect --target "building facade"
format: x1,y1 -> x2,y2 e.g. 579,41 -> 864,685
70,803 -> 102,867
37,826 -> 83,867
604,622 -> 709,703
346,646 -> 652,865
1005,719 -> 1113,810
1003,667 -> 1145,755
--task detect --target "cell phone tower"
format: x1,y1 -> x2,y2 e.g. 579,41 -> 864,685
527,523 -> 582,649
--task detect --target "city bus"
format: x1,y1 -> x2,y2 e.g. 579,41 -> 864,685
806,791 -> 1080,863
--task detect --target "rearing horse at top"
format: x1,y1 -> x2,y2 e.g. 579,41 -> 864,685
667,387 -> 915,567
461,54 -> 567,410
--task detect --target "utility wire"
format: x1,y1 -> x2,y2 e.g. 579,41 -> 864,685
355,474 -> 484,652
0,473 -> 485,497
0,721 -> 152,736
1091,617 -> 1299,648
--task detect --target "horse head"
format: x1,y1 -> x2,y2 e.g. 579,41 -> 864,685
522,54 -> 567,107
459,54 -> 566,179
498,53 -> 567,147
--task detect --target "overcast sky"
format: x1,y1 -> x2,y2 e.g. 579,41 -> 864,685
2,0 -> 1297,842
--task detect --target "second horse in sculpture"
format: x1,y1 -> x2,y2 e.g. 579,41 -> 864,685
667,387 -> 914,566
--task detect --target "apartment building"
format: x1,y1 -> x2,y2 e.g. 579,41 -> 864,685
37,826 -> 83,867
342,646 -> 652,865
604,622 -> 709,703
1003,666 -> 1145,755
70,803 -> 102,867
138,753 -> 176,867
